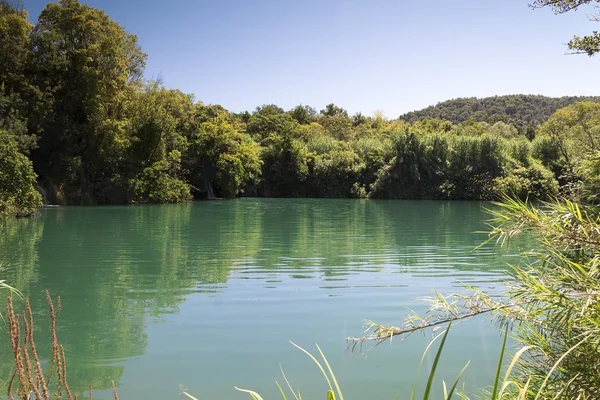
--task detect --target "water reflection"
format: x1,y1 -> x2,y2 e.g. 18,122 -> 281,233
0,200 -> 524,398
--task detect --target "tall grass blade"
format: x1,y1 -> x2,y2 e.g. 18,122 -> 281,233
420,329 -> 447,365
517,376 -> 531,400
181,391 -> 198,400
279,366 -> 299,400
534,334 -> 590,400
235,387 -> 265,400
491,325 -> 509,400
445,361 -> 470,400
423,321 -> 452,400
498,345 -> 536,397
316,344 -> 344,400
275,381 -> 287,400
289,341 -> 333,392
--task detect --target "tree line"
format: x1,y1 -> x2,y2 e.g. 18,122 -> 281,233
398,94 -> 600,129
2,0 -> 600,217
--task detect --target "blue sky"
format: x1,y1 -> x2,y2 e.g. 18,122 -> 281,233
24,0 -> 600,117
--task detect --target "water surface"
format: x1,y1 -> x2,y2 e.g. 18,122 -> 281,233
0,199 -> 529,399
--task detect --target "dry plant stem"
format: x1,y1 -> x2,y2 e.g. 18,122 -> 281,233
88,383 -> 93,400
46,290 -> 63,395
60,345 -> 74,400
348,302 -> 515,346
112,380 -> 119,400
7,370 -> 16,400
7,297 -> 28,397
5,292 -> 79,400
26,298 -> 49,400
22,314 -> 41,400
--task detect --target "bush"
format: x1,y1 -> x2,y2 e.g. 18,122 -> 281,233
532,135 -> 565,173
311,147 -> 365,198
443,134 -> 507,200
494,161 -> 558,201
508,137 -> 533,167
369,133 -> 449,199
130,151 -> 191,203
574,151 -> 600,203
0,130 -> 42,217
260,134 -> 310,197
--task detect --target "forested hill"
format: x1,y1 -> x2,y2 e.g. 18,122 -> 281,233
399,95 -> 600,127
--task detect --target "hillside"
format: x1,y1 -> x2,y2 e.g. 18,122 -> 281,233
399,95 -> 600,128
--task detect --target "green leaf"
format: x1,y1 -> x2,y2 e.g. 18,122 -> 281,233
423,321 -> 452,400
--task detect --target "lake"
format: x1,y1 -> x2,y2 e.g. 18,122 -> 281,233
0,199 -> 529,399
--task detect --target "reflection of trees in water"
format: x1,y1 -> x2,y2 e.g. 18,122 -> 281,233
0,216 -> 43,295
235,199 -> 508,279
0,200 -> 515,396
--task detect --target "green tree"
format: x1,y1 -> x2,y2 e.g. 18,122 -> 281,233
246,104 -> 297,142
127,83 -> 193,164
260,134 -> 310,197
122,82 -> 195,203
319,114 -> 353,140
311,146 -> 365,198
444,134 -> 507,199
289,104 -> 316,125
525,123 -> 536,141
320,103 -> 348,117
537,102 -> 600,166
352,135 -> 395,193
29,0 -> 146,203
351,112 -> 368,127
0,1 -> 42,152
196,103 -> 230,125
187,116 -> 261,198
370,133 -> 449,199
576,151 -> 600,203
0,130 -> 42,217
130,150 -> 191,204
494,161 -> 559,200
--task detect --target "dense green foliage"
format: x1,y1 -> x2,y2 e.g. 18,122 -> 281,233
0,0 -> 598,215
0,130 -> 42,217
399,95 -> 600,128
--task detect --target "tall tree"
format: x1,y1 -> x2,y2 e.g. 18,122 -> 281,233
30,0 -> 146,203
537,101 -> 600,165
288,104 -> 316,125
0,1 -> 41,152
246,104 -> 297,141
187,116 -> 261,199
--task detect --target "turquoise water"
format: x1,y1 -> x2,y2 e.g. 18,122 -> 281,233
0,199 -> 528,399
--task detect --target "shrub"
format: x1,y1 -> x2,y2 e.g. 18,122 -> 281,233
494,161 -> 558,201
0,130 -> 42,217
312,147 -> 365,198
130,151 -> 191,203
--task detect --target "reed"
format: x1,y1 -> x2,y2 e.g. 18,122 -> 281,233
4,291 -> 119,400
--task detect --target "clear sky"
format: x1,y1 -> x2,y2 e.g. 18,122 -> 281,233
23,0 -> 600,117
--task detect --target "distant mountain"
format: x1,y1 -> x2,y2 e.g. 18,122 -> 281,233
399,95 -> 600,128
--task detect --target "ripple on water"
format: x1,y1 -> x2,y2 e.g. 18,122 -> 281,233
0,199 -> 527,400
